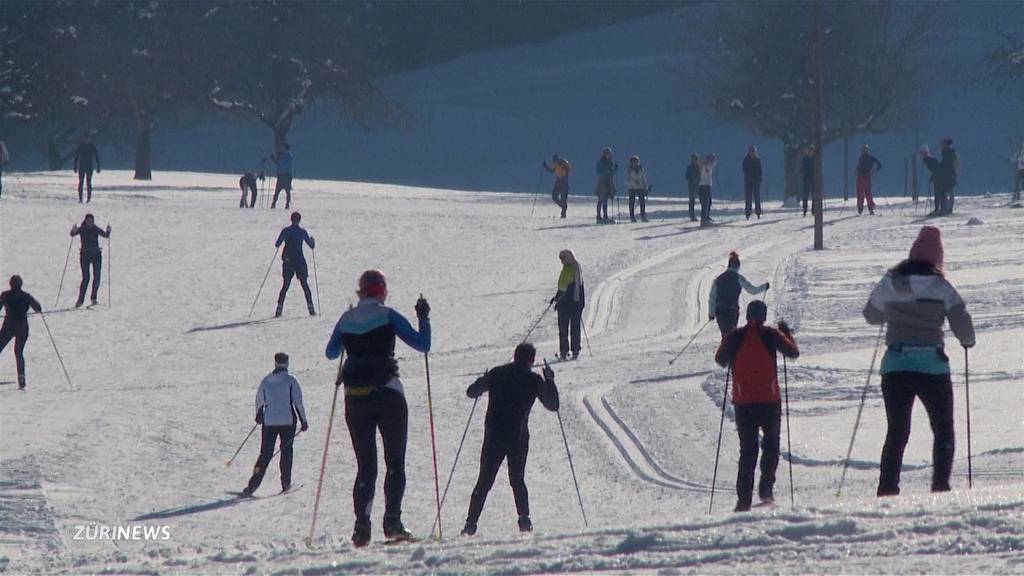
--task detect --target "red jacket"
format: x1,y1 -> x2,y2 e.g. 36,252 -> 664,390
715,321 -> 799,405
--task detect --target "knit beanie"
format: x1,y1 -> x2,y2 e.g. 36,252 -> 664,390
909,226 -> 944,269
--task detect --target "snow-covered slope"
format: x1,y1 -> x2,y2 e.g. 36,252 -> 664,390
0,172 -> 1022,574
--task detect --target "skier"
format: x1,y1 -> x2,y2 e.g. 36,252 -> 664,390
461,343 -> 560,535
685,153 -> 701,222
0,275 -> 42,390
0,139 -> 9,199
239,171 -> 260,208
698,153 -> 717,225
73,133 -> 101,204
856,144 -> 882,215
70,214 -> 111,307
625,155 -> 650,222
594,148 -> 617,224
715,300 -> 799,511
709,251 -> 769,338
742,146 -> 763,220
241,352 -> 308,496
270,143 -> 294,209
801,145 -> 815,217
937,138 -> 960,215
543,154 -> 572,218
863,225 -> 975,496
920,145 -> 940,212
550,249 -> 585,360
1013,143 -> 1024,202
324,270 -> 431,547
274,211 -> 316,317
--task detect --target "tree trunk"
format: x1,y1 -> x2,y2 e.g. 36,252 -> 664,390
133,111 -> 153,180
46,133 -> 63,170
782,142 -> 801,205
273,120 -> 291,152
811,0 -> 824,250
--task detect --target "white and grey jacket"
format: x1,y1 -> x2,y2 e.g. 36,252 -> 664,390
256,369 -> 308,427
863,262 -> 975,348
625,166 -> 648,191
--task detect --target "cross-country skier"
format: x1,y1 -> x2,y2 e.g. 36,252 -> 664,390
543,154 -> 572,218
686,154 -> 701,222
325,270 -> 431,547
1013,143 -> 1024,202
709,252 -> 769,338
0,275 -> 42,390
550,249 -> 585,360
715,300 -> 799,511
937,137 -> 960,215
742,146 -> 763,220
239,172 -> 260,208
594,148 -> 618,224
73,133 -> 101,204
698,153 -> 717,225
461,343 -> 559,535
863,225 -> 975,496
801,145 -> 815,217
70,214 -> 110,307
0,139 -> 9,199
856,144 -> 882,215
625,155 -> 650,223
241,352 -> 308,496
270,143 -> 294,209
274,212 -> 316,317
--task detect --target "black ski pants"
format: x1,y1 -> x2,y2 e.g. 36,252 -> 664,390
735,401 -> 781,508
0,321 -> 29,385
878,371 -> 955,496
628,188 -> 646,221
245,424 -> 296,492
744,180 -> 762,219
77,251 -> 102,305
278,258 -> 313,307
698,185 -> 712,223
557,302 -> 582,357
78,169 -> 94,203
272,174 -> 292,208
551,177 -> 568,218
687,180 -> 698,220
715,307 -> 739,339
240,179 -> 257,208
466,435 -> 530,524
802,176 -> 812,215
345,388 -> 408,523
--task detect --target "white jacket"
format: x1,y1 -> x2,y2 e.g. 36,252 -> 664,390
255,369 -> 308,427
625,166 -> 648,191
699,158 -> 717,186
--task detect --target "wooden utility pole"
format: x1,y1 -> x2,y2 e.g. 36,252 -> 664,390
812,0 -> 824,250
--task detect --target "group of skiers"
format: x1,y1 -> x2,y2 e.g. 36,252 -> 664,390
920,138 -> 961,217
238,144 -> 295,209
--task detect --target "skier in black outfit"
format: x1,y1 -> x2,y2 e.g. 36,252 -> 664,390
0,275 -> 42,389
742,146 -> 763,220
461,343 -> 560,536
73,134 -> 101,204
325,270 -> 431,547
801,145 -> 815,216
242,352 -> 308,496
70,214 -> 111,307
239,172 -> 260,208
709,252 -> 769,338
685,154 -> 700,222
274,212 -> 316,317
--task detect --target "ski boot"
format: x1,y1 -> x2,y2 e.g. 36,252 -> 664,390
75,299 -> 84,308
274,303 -> 283,318
90,298 -> 98,306
383,515 -> 413,541
351,520 -> 371,548
517,515 -> 533,533
733,502 -> 751,512
17,373 -> 25,390
461,521 -> 477,536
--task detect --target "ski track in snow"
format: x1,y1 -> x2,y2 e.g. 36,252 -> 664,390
0,172 -> 1022,574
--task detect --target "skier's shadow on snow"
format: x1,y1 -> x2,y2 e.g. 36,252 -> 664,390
131,496 -> 251,521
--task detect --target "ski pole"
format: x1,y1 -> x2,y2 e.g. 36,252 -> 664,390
836,323 -> 885,499
581,317 -> 594,358
311,248 -> 321,313
708,365 -> 730,514
964,346 -> 973,489
529,167 -> 544,217
783,356 -> 795,508
248,246 -> 280,318
521,301 -> 553,344
306,353 -> 344,549
55,237 -> 73,307
424,349 -> 444,541
39,313 -> 73,390
668,319 -> 712,365
556,400 -> 588,527
430,397 -> 478,539
226,423 -> 258,467
106,236 -> 111,307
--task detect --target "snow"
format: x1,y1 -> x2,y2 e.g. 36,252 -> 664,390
0,170 -> 1022,574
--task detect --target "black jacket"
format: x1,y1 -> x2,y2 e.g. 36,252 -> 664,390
74,142 -> 100,172
685,163 -> 700,185
0,288 -> 42,325
71,222 -> 109,254
467,362 -> 559,445
856,154 -> 882,177
742,156 -> 762,183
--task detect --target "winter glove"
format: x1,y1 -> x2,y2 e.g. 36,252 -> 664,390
763,282 -> 770,290
300,421 -> 309,432
962,341 -> 975,349
709,314 -> 715,321
106,225 -> 112,235
70,224 -> 79,234
255,410 -> 264,425
542,364 -> 554,381
415,296 -> 430,319
549,295 -> 559,306
778,320 -> 792,335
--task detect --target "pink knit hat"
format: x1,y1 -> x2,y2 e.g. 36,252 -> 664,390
909,226 -> 944,268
